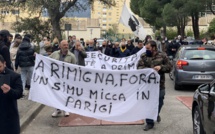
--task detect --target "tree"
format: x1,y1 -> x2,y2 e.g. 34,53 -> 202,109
106,24 -> 118,37
208,18 -> 215,38
130,0 -> 171,36
206,0 -> 215,15
0,0 -> 115,41
185,0 -> 205,39
11,17 -> 51,42
162,0 -> 189,37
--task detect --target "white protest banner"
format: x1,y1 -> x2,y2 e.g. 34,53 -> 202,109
85,47 -> 146,70
29,54 -> 160,122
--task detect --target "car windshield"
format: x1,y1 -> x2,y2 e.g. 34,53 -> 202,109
183,49 -> 215,60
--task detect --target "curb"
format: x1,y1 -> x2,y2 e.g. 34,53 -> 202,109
20,103 -> 45,132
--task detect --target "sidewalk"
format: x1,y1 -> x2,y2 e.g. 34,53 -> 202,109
18,97 -> 44,132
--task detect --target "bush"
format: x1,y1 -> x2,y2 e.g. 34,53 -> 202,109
166,28 -> 177,40
186,29 -> 194,37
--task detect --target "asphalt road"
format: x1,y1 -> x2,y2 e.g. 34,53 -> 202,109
22,74 -> 196,134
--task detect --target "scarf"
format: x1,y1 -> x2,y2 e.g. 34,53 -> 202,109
120,47 -> 127,53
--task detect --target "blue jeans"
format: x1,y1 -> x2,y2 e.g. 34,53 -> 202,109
20,66 -> 34,90
146,89 -> 165,126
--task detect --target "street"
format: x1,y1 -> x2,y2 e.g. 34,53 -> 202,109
22,74 -> 195,134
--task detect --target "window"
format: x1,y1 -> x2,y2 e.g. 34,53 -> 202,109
109,12 -> 111,16
103,12 -> 106,15
11,10 -> 19,15
103,18 -> 106,21
183,49 -> 215,60
1,10 -> 9,15
109,18 -> 112,21
102,24 -> 106,26
98,12 -> 100,15
109,24 -> 111,26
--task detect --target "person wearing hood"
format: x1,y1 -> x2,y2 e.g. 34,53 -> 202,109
15,36 -> 35,97
0,30 -> 13,70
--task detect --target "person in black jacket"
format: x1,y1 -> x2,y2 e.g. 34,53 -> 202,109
0,30 -> 13,70
0,55 -> 23,134
111,42 -> 130,58
98,41 -> 111,56
126,39 -> 135,52
131,40 -> 144,55
15,36 -> 35,96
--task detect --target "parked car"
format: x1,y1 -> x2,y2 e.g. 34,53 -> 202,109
171,45 -> 215,90
192,82 -> 215,134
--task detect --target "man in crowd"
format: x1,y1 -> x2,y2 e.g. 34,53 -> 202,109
167,39 -> 180,58
110,42 -> 120,57
15,35 -> 35,96
71,40 -> 87,66
202,37 -> 208,45
0,30 -> 13,70
98,40 -> 111,56
85,39 -> 98,52
126,39 -> 135,52
137,40 -> 171,131
68,35 -> 76,49
39,36 -> 50,55
111,42 -> 130,58
10,34 -> 22,50
50,40 -> 76,117
0,55 -> 23,134
131,40 -> 144,55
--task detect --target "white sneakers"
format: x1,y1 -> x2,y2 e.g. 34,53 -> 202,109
51,109 -> 70,117
64,112 -> 70,117
51,109 -> 61,117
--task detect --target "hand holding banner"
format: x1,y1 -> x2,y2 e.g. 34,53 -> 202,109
29,54 -> 160,122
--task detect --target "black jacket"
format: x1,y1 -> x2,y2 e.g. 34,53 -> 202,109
126,44 -> 135,52
131,47 -> 142,55
0,41 -> 13,70
98,46 -> 111,56
15,39 -> 35,69
0,68 -> 23,134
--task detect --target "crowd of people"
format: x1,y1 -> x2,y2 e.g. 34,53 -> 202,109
0,28 -> 210,133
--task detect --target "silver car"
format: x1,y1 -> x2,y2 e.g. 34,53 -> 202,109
171,45 -> 215,90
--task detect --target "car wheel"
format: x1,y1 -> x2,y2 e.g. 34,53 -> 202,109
174,81 -> 180,90
193,106 -> 205,134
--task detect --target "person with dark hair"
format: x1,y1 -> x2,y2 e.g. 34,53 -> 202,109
80,38 -> 85,47
0,54 -> 23,134
15,36 -> 35,96
131,40 -> 143,55
39,36 -> 50,55
10,34 -> 22,49
137,40 -> 171,131
156,36 -> 162,52
98,40 -> 111,56
0,30 -> 13,70
167,40 -> 180,58
8,34 -> 13,45
202,37 -> 208,45
68,35 -> 76,49
144,35 -> 152,46
126,39 -> 135,52
10,34 -> 22,72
